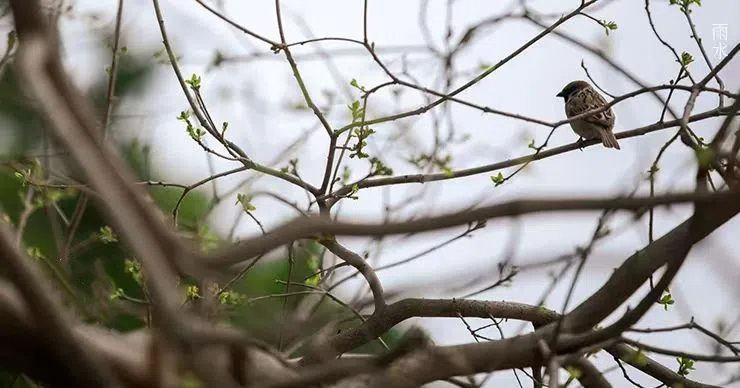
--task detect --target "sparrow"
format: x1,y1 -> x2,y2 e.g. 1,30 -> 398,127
557,80 -> 620,150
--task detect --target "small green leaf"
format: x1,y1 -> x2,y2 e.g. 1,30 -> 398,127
45,188 -> 66,203
185,73 -> 202,89
669,0 -> 701,12
110,288 -> 124,301
676,356 -> 695,376
125,259 -> 143,285
236,193 -> 256,212
305,273 -> 321,287
185,285 -> 200,301
350,78 -> 367,92
348,100 -> 365,122
369,157 -> 393,176
601,20 -> 618,35
565,366 -> 582,379
658,292 -> 675,310
280,158 -> 299,175
186,124 -> 206,142
695,146 -> 714,168
348,184 -> 360,200
26,246 -> 45,260
349,126 -> 374,159
490,172 -> 505,186
218,290 -> 245,305
626,348 -> 649,367
98,226 -> 118,244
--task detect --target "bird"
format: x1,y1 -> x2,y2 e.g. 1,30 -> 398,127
556,80 -> 620,150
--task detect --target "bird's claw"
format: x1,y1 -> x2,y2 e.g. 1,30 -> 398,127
576,137 -> 586,151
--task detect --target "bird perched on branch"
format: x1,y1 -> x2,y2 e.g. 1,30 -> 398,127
557,80 -> 620,150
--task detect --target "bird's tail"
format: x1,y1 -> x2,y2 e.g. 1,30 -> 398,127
599,129 -> 621,150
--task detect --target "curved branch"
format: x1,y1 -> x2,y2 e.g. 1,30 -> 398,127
321,239 -> 386,313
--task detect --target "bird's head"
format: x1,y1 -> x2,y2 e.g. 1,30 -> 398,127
557,80 -> 591,100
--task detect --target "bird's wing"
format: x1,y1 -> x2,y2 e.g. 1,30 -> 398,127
566,87 -> 615,129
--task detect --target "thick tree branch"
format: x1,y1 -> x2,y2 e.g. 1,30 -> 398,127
207,189 -> 738,267
309,189 -> 740,384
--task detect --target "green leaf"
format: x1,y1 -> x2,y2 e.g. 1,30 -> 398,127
350,78 -> 366,92
125,259 -> 143,285
658,292 -> 675,310
370,157 -> 393,176
236,193 -> 256,212
305,273 -> 321,287
184,73 -> 202,89
626,348 -> 649,367
680,51 -> 694,67
109,288 -> 124,301
565,366 -> 582,379
601,20 -> 618,35
695,146 -> 714,168
26,246 -> 45,260
97,225 -> 118,244
669,0 -> 701,12
218,290 -> 245,305
185,285 -> 200,300
304,253 -> 323,286
348,184 -> 360,200
348,100 -> 365,122
349,126 -> 375,159
676,356 -> 695,376
490,172 -> 505,186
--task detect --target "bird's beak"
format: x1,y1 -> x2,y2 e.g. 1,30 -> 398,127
556,90 -> 566,98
